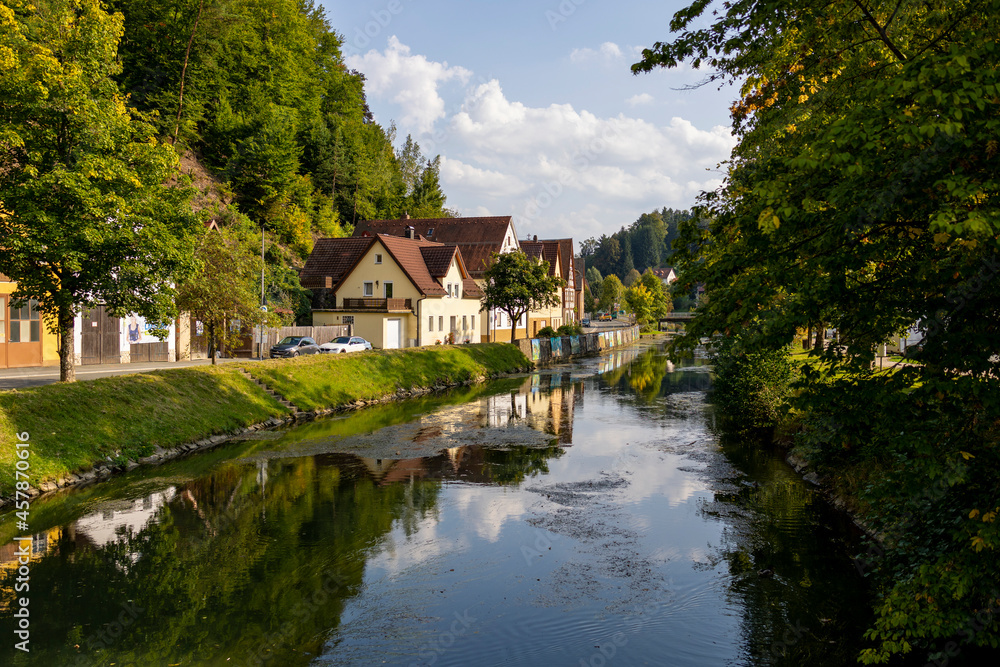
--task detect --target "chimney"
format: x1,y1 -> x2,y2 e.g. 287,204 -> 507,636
405,226 -> 415,239
403,212 -> 410,219
533,235 -> 538,242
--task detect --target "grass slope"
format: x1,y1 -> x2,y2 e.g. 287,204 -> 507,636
0,366 -> 289,495
250,343 -> 530,412
0,344 -> 530,496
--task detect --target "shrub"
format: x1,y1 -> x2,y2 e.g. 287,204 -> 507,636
537,326 -> 557,338
557,323 -> 582,336
711,335 -> 792,430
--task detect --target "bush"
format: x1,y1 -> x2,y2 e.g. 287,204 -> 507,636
557,323 -> 583,336
537,326 -> 557,338
711,336 -> 792,430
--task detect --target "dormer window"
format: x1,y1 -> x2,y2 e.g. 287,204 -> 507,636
374,253 -> 383,264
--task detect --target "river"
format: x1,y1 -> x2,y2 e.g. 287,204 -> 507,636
1,341 -> 874,666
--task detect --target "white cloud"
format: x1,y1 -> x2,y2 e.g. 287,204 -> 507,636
626,93 -> 654,107
349,40 -> 735,243
569,41 -> 624,64
346,36 -> 471,133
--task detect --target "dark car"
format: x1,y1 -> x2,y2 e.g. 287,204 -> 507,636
269,336 -> 321,358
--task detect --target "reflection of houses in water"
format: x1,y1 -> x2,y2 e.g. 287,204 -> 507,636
483,373 -> 582,445
0,526 -> 64,606
73,489 -> 177,548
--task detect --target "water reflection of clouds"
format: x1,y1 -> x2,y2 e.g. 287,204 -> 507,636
73,488 -> 177,548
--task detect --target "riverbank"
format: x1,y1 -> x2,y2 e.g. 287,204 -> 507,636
0,343 -> 530,502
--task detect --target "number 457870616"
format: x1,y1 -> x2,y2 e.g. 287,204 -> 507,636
14,432 -> 31,518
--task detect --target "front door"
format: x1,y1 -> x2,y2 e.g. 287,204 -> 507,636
385,318 -> 401,349
80,306 -> 121,365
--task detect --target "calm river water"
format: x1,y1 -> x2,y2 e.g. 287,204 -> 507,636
1,341 -> 876,666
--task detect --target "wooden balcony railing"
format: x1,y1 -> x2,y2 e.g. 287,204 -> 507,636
341,298 -> 412,311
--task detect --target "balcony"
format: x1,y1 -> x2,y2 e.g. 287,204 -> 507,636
340,298 -> 413,312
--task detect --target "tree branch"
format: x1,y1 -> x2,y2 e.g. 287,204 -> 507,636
850,0 -> 908,63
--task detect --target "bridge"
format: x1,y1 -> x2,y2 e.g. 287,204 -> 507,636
659,312 -> 694,325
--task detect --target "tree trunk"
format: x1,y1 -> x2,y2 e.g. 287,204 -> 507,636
805,324 -> 813,350
58,305 -> 75,382
510,311 -> 518,343
814,322 -> 825,352
172,0 -> 205,145
208,321 -> 217,366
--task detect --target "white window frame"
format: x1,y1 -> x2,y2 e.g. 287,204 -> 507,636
374,253 -> 383,264
363,282 -> 374,297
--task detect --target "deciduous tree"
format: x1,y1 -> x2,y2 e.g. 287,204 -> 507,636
481,251 -> 564,342
0,0 -> 198,382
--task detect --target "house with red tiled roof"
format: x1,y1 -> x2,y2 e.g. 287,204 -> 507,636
650,267 -> 677,286
301,232 -> 483,348
353,216 -> 528,342
520,237 -> 579,334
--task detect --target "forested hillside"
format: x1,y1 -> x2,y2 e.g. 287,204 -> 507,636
1,0 -> 452,331
580,207 -> 700,281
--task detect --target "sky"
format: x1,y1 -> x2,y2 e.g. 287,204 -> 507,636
318,0 -> 739,248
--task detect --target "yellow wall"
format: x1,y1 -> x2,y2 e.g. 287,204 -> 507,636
313,240 -> 480,348
0,279 -> 61,367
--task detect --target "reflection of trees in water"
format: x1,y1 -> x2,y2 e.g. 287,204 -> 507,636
599,345 -> 714,404
2,456 -> 441,666
698,432 -> 872,666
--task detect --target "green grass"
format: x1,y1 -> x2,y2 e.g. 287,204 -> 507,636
0,344 -> 530,496
248,343 -> 531,412
0,366 -> 289,495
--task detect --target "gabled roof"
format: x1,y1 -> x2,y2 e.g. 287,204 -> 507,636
301,234 -> 481,298
520,240 -> 561,277
300,237 -> 374,289
353,216 -> 515,278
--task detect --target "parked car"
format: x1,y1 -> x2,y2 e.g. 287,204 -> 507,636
320,336 -> 373,354
269,336 -> 321,358
581,318 -> 591,327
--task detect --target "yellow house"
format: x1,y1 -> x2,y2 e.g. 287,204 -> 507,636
353,216 -> 524,342
301,233 -> 483,349
0,273 -> 60,368
519,239 -> 565,336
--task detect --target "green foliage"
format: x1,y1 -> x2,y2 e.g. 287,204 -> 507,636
557,322 -> 583,336
481,251 -> 565,342
598,274 -> 625,313
537,326 -> 557,338
639,0 -> 1000,659
639,269 -> 672,321
583,208 -> 693,281
0,0 -> 200,380
624,268 -> 642,287
710,337 -> 792,430
624,284 -> 654,328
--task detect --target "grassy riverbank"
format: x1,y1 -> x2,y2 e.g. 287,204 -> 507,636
0,344 -> 530,496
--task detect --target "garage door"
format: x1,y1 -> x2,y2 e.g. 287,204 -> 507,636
386,318 -> 401,349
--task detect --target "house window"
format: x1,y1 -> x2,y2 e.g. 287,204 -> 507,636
455,284 -> 461,299
384,282 -> 393,299
9,298 -> 40,343
462,315 -> 467,331
445,283 -> 452,297
471,315 -> 476,331
438,316 -> 443,331
363,282 -> 374,297
428,316 -> 434,331
427,228 -> 434,237
450,316 -> 457,332
374,253 -> 383,264
343,316 -> 354,325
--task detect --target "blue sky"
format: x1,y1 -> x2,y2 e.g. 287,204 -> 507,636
318,0 -> 738,246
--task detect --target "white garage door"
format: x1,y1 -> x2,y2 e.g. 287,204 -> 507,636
386,318 -> 401,349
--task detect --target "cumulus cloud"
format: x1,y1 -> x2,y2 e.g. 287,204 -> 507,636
347,36 -> 471,133
626,93 -> 654,107
569,41 -> 624,64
